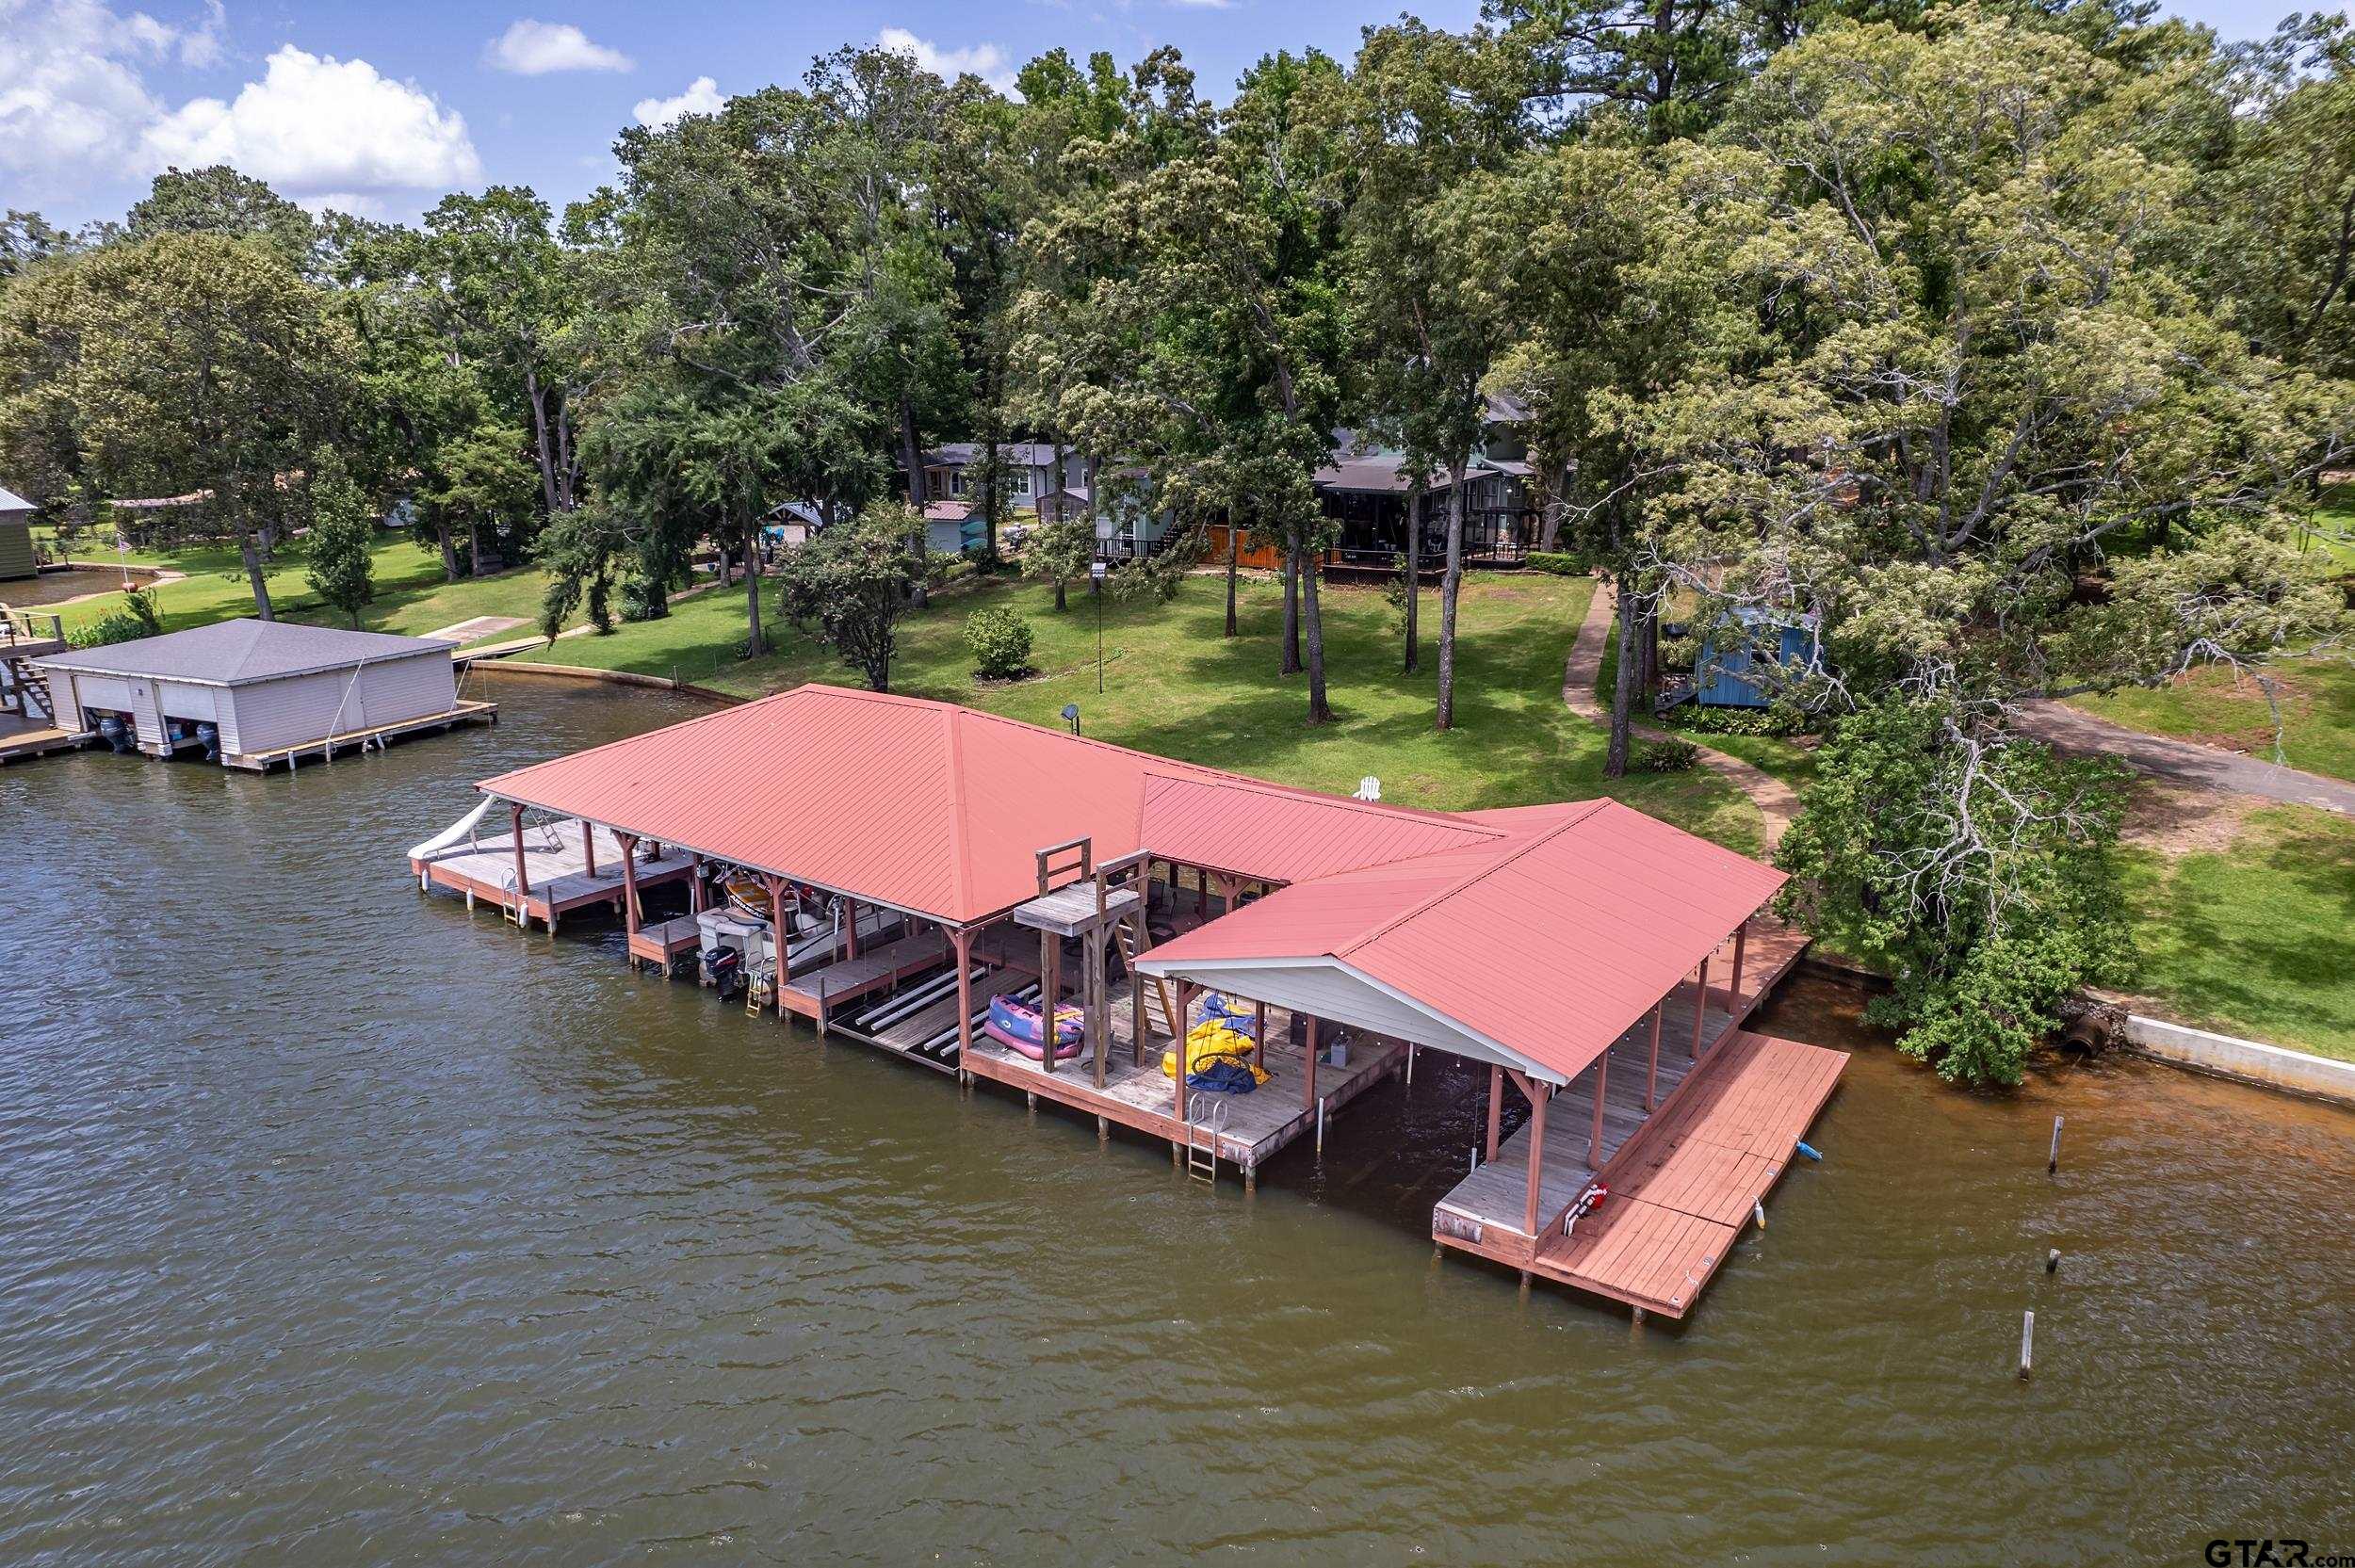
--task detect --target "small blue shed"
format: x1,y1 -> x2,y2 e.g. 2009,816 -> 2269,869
1696,607 -> 1814,709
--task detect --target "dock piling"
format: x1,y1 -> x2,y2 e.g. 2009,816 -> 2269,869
2046,1248 -> 2061,1275
1316,1096 -> 1327,1156
2048,1114 -> 2064,1174
2019,1310 -> 2036,1379
1753,1198 -> 1766,1231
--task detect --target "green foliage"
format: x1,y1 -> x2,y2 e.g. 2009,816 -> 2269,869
963,604 -> 1035,680
1775,699 -> 2134,1087
772,501 -> 926,689
1526,551 -> 1587,575
1664,702 -> 1807,737
1633,736 -> 1700,772
67,588 -> 162,648
1023,518 -> 1096,609
301,450 -> 376,627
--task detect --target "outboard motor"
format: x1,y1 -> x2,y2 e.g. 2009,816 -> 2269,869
195,721 -> 219,762
703,946 -> 743,995
97,715 -> 133,754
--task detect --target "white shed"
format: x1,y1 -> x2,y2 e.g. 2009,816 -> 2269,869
36,619 -> 493,769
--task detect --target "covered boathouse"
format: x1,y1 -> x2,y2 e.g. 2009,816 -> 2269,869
38,619 -> 495,769
407,684 -> 1843,1320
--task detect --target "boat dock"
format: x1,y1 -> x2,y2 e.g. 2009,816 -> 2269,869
399,684 -> 1846,1323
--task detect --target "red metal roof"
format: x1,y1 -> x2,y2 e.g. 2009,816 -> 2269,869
478,686 -> 1788,1070
479,686 -> 1512,924
1136,772 -> 1503,886
1137,800 -> 1788,1083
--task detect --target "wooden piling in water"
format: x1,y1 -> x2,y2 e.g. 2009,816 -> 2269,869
2019,1310 -> 2035,1379
2048,1115 -> 2064,1174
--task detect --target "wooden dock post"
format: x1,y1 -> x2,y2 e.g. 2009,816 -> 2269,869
616,832 -> 642,945
509,803 -> 529,915
2019,1310 -> 2035,1379
2046,1248 -> 2061,1274
1304,1016 -> 1320,1111
2048,1115 -> 2064,1174
1731,920 -> 1748,1009
951,927 -> 976,1075
764,874 -> 791,1021
1646,1004 -> 1663,1111
1316,1096 -> 1327,1155
1589,1054 -> 1607,1168
1691,957 -> 1710,1058
1523,1085 -> 1549,1237
1486,1064 -> 1503,1161
1039,928 -> 1061,1077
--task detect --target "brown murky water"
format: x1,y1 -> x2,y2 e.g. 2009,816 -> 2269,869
4,670 -> 2352,1564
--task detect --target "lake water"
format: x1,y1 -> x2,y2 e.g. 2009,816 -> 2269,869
4,670 -> 2351,1564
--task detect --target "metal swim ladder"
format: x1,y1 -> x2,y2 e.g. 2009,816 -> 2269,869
1183,1098 -> 1226,1184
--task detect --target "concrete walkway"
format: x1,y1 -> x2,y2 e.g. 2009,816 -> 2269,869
2013,700 -> 2355,817
1563,580 -> 1801,849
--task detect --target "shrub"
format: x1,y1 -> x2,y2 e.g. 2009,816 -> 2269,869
1527,550 -> 1586,576
964,604 -> 1034,681
1665,702 -> 1810,737
68,588 -> 162,648
619,573 -> 670,622
1634,736 -> 1700,772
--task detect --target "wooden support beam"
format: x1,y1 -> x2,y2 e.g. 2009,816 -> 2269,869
1523,1085 -> 1550,1237
1304,1015 -> 1319,1111
1086,925 -> 1110,1089
1129,911 -> 1146,1067
616,831 -> 642,936
689,854 -> 705,914
1691,957 -> 1710,1058
1173,979 -> 1193,1123
1730,920 -> 1748,1010
1254,1000 -> 1267,1070
1647,1004 -> 1663,1111
1589,1051 -> 1608,1168
510,803 -> 529,901
844,898 -> 860,960
764,874 -> 790,1019
952,926 -> 975,1070
1486,1064 -> 1503,1161
580,820 -> 596,877
1040,928 -> 1060,1076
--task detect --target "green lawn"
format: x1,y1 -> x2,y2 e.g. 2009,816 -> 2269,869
2124,804 -> 2355,1062
2066,655 -> 2355,784
30,527 -> 556,648
557,569 -> 1772,852
2066,487 -> 2355,782
1590,622 -> 1820,792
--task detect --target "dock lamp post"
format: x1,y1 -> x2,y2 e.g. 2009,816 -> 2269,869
1092,512 -> 1116,696
1062,703 -> 1080,736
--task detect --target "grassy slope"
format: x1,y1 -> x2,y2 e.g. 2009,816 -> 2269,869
559,569 -> 1771,851
35,528 -> 553,647
2066,490 -> 2355,783
2124,805 -> 2355,1061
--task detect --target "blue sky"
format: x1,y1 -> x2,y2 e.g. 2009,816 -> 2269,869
2,0 -> 2331,230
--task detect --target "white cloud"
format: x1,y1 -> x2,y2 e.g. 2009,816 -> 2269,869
0,0 -> 225,183
876,27 -> 1020,96
632,73 -> 723,128
143,45 -> 481,202
483,19 -> 632,75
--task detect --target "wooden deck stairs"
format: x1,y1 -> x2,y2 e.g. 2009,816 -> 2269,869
1115,921 -> 1177,1041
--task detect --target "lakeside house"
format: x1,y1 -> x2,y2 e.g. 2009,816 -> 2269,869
407,685 -> 1844,1319
39,619 -> 495,769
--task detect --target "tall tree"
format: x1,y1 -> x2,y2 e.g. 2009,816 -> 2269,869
1018,50 -> 1347,723
773,501 -> 928,689
0,233 -> 352,620
303,449 -> 377,628
1629,11 -> 2351,1076
126,166 -> 317,268
1338,21 -> 1530,725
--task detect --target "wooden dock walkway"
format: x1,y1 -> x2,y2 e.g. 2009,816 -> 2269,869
236,699 -> 498,771
412,818 -> 694,931
786,930 -> 952,1029
0,708 -> 91,765
961,976 -> 1405,1175
1537,1029 -> 1845,1317
1430,916 -> 1839,1317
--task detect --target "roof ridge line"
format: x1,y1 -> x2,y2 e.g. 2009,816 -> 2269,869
478,682 -> 811,794
1334,799 -> 1613,960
